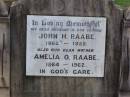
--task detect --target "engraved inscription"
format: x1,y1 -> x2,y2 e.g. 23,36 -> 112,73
26,15 -> 106,77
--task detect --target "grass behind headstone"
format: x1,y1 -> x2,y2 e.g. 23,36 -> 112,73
115,0 -> 130,7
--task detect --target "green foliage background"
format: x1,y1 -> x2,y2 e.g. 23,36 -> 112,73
115,0 -> 130,7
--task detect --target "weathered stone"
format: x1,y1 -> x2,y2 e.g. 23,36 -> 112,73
10,0 -> 123,97
0,1 -> 8,16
